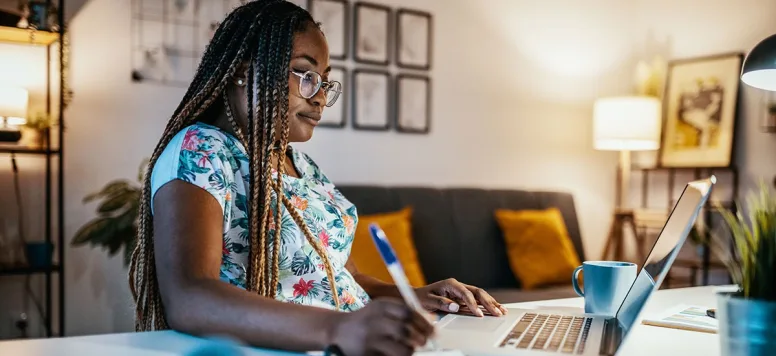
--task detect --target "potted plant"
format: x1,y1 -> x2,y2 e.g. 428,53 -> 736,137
71,160 -> 146,266
23,113 -> 52,148
713,181 -> 776,355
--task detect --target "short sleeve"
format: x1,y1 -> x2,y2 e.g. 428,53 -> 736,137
150,126 -> 233,216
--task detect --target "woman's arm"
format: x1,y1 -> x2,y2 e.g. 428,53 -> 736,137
346,257 -> 507,317
347,259 -> 403,299
153,181 -> 435,354
153,180 -> 340,351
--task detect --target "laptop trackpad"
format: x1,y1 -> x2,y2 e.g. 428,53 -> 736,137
445,317 -> 506,332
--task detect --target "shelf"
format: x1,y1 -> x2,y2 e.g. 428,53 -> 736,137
0,264 -> 61,276
0,145 -> 60,155
0,25 -> 59,46
632,165 -> 736,172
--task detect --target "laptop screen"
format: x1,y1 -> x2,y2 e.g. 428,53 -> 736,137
613,177 -> 714,335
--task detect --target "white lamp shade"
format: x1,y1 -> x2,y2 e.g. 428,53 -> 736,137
593,96 -> 662,151
0,86 -> 29,124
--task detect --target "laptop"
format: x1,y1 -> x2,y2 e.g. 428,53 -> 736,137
432,176 -> 716,356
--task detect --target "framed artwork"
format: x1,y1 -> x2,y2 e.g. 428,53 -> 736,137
352,69 -> 391,130
659,53 -> 743,168
320,66 -> 348,128
396,9 -> 432,70
353,2 -> 391,65
308,0 -> 348,60
395,74 -> 431,134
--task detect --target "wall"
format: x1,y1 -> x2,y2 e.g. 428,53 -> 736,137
0,0 -> 773,338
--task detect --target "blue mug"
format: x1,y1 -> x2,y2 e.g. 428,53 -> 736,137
572,261 -> 637,315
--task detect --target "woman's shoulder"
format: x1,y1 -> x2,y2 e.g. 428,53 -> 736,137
150,123 -> 245,213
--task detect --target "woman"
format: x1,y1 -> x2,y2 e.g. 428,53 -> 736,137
129,1 -> 506,355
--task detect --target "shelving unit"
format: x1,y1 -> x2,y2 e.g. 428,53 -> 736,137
0,0 -> 66,338
632,165 -> 738,287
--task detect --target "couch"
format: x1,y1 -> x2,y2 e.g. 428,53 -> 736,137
336,185 -> 587,303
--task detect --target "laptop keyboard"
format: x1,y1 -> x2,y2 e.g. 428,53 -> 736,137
498,313 -> 593,354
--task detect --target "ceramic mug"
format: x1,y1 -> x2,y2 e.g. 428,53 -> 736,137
572,261 -> 637,315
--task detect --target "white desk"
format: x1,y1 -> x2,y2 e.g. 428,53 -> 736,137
0,285 -> 728,355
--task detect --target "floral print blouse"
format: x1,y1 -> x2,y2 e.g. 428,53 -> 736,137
150,122 -> 370,311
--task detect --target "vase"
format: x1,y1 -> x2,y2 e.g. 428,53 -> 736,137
24,242 -> 53,269
717,291 -> 776,355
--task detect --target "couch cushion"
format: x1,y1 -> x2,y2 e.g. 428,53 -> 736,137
486,285 -> 579,304
336,186 -> 586,290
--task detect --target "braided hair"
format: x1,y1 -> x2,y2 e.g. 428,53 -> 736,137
129,0 -> 340,331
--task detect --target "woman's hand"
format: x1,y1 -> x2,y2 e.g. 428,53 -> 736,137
415,278 -> 508,317
329,299 -> 435,356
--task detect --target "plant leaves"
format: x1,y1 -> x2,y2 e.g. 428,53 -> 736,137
97,189 -> 140,214
83,180 -> 130,203
71,218 -> 114,245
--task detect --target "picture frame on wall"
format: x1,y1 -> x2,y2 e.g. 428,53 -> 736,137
352,69 -> 391,130
319,66 -> 348,128
396,9 -> 432,70
659,52 -> 743,168
308,0 -> 347,60
395,74 -> 431,134
353,2 -> 391,65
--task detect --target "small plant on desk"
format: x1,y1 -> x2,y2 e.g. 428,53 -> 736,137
71,159 -> 146,267
712,181 -> 776,355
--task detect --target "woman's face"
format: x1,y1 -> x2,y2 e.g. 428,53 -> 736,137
229,23 -> 331,143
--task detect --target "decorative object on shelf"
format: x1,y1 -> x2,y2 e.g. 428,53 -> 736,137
352,69 -> 390,130
24,241 -> 53,268
634,55 -> 666,99
308,0 -> 347,60
71,159 -> 146,267
712,182 -> 776,355
395,74 -> 430,134
0,86 -> 28,143
23,112 -> 52,148
593,96 -> 662,261
740,33 -> 776,92
659,53 -> 743,168
353,2 -> 390,66
319,66 -> 347,128
396,9 -> 432,70
17,0 -> 59,32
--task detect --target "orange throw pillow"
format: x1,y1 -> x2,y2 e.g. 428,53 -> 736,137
350,207 -> 427,287
495,207 -> 581,290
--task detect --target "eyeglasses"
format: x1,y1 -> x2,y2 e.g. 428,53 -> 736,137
290,70 -> 342,107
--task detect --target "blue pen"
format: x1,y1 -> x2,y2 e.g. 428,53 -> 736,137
369,223 -> 440,351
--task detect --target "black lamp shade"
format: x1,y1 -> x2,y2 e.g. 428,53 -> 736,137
741,33 -> 776,91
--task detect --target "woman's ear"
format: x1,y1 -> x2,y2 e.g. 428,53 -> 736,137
232,60 -> 250,87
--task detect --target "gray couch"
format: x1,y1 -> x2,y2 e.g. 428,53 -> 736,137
337,185 -> 587,303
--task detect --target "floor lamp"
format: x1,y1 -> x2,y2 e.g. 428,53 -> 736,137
593,96 -> 662,262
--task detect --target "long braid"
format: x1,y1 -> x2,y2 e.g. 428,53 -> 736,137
130,1 -> 343,331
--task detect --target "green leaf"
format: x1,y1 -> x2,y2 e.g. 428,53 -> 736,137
71,218 -> 114,245
97,189 -> 140,214
83,180 -> 130,203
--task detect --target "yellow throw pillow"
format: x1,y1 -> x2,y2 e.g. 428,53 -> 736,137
494,207 -> 581,290
350,207 -> 427,287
